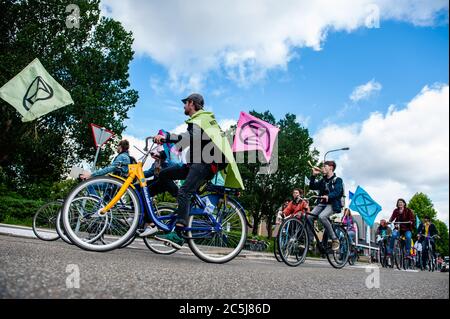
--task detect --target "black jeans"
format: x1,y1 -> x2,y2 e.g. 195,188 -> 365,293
148,163 -> 214,226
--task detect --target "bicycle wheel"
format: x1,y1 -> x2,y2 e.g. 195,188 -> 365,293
348,246 -> 357,266
393,240 -> 403,270
377,244 -> 385,267
56,209 -> 73,245
277,217 -> 308,267
62,176 -> 140,252
32,201 -> 61,241
324,225 -> 349,269
187,194 -> 247,264
273,237 -> 283,262
428,249 -> 435,272
143,206 -> 178,255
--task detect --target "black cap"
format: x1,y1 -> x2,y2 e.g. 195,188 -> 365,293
181,93 -> 204,108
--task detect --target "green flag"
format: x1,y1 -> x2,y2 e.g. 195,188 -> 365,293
0,58 -> 74,122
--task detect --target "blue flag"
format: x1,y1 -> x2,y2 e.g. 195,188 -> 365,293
349,186 -> 382,227
416,215 -> 421,230
349,191 -> 355,200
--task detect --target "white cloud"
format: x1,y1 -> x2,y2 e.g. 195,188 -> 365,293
313,83 -> 449,225
101,0 -> 448,89
350,79 -> 383,102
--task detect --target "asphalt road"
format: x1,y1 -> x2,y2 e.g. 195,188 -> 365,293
0,234 -> 448,299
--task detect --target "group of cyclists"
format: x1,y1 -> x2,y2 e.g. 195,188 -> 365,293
80,91 -> 441,266
276,186 -> 441,269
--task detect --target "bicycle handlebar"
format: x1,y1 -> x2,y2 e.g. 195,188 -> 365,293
388,221 -> 412,224
143,136 -> 155,152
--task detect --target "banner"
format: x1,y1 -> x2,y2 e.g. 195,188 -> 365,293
0,58 -> 74,122
349,186 -> 382,227
232,111 -> 279,162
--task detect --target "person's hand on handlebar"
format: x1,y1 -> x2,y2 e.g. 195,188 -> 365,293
153,134 -> 166,144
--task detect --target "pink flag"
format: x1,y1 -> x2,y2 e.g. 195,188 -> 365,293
232,112 -> 280,162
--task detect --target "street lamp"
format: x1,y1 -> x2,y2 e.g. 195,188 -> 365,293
323,147 -> 350,162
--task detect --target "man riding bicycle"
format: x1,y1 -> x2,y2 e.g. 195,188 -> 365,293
282,188 -> 310,218
148,93 -> 245,249
418,215 -> 439,268
308,160 -> 344,251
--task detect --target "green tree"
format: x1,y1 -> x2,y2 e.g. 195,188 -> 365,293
0,0 -> 138,190
434,220 -> 449,257
408,192 -> 437,222
408,193 -> 449,256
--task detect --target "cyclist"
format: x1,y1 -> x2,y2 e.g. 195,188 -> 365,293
414,235 -> 423,269
283,188 -> 310,218
341,208 -> 356,245
80,139 -> 135,179
376,219 -> 392,244
418,215 -> 439,268
149,93 -> 245,249
308,160 -> 344,251
387,198 -> 415,260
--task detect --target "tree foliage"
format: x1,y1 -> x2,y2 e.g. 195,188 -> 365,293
408,192 -> 449,256
0,0 -> 138,190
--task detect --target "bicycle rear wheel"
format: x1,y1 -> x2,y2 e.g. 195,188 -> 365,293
277,217 -> 308,267
187,194 -> 247,264
62,176 -> 140,252
324,225 -> 349,269
33,201 -> 61,241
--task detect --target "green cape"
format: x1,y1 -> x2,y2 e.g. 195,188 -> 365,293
186,110 -> 245,190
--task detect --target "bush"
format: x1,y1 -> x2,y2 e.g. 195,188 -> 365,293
0,194 -> 44,224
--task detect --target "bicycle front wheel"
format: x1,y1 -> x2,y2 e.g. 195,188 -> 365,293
273,236 -> 283,262
33,201 -> 61,241
393,240 -> 403,270
143,206 -> 178,255
62,176 -> 140,252
56,209 -> 73,245
277,217 -> 308,267
187,194 -> 247,264
324,225 -> 349,269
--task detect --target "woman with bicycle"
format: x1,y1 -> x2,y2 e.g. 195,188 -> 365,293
341,208 -> 356,245
387,198 -> 415,261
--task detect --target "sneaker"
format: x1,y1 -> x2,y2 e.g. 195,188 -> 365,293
331,239 -> 340,251
154,232 -> 185,250
139,225 -> 159,237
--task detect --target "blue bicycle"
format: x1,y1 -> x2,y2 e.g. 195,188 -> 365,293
61,136 -> 248,263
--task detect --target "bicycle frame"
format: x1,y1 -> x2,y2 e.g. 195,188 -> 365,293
298,212 -> 336,254
98,162 -> 223,236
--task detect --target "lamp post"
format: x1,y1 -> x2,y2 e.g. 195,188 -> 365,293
323,147 -> 350,162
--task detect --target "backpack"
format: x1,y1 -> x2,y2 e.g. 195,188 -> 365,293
331,176 -> 345,208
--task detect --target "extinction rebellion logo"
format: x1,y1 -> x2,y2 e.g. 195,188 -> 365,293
23,76 -> 54,111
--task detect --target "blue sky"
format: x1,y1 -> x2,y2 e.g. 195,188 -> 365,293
124,21 -> 448,137
101,0 -> 449,224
